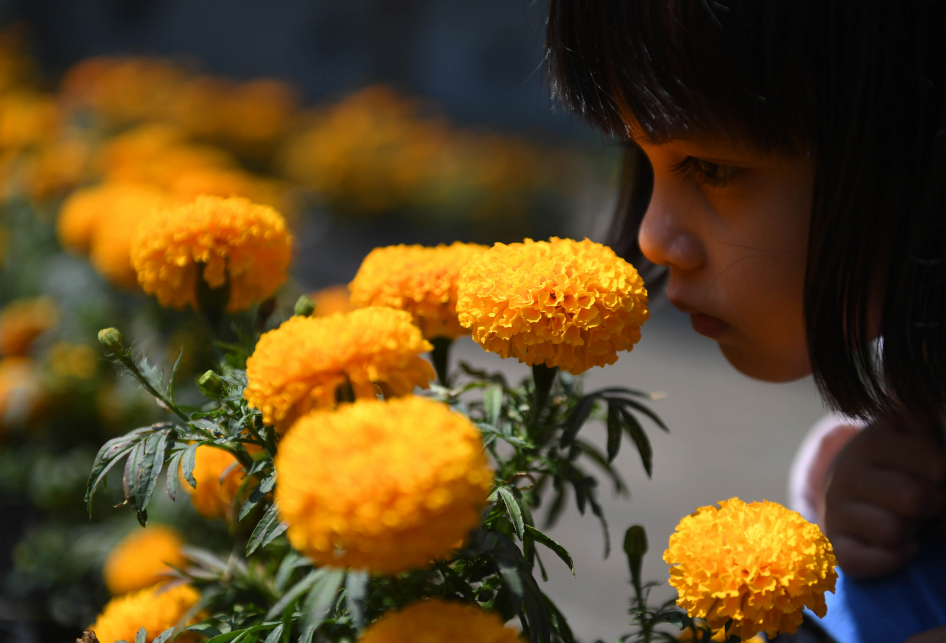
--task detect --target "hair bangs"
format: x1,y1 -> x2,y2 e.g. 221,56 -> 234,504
547,0 -> 814,151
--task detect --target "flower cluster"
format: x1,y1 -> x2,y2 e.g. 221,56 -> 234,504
350,242 -> 488,340
87,583 -> 201,643
131,195 -> 293,312
274,397 -> 492,573
244,307 -> 434,432
103,525 -> 185,596
457,237 -> 649,374
663,498 -> 838,640
359,599 -> 522,643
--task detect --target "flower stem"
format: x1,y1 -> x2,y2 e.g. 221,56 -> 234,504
531,363 -> 558,426
430,337 -> 453,387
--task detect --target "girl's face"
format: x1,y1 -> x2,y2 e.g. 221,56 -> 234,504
634,135 -> 815,382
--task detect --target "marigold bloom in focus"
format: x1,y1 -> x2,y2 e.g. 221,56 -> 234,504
103,525 -> 186,595
181,445 -> 251,522
244,308 -> 434,432
456,237 -> 649,374
360,600 -> 521,643
310,284 -> 353,317
131,195 -> 292,312
87,583 -> 201,643
275,397 -> 492,573
0,297 -> 57,356
350,242 -> 488,340
663,498 -> 837,640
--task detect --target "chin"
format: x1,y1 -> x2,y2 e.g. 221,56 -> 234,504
718,343 -> 812,383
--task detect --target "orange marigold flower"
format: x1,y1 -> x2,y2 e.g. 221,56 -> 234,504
0,296 -> 57,356
87,583 -> 201,643
131,195 -> 292,313
310,284 -> 353,317
275,397 -> 492,573
103,525 -> 186,596
244,307 -> 434,432
360,600 -> 521,643
663,498 -> 838,640
181,445 -> 252,522
456,237 -> 649,374
350,242 -> 488,340
0,356 -> 44,436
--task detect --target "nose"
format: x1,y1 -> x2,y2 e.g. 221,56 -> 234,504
637,179 -> 706,272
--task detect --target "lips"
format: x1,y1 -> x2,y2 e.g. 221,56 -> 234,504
668,297 -> 729,338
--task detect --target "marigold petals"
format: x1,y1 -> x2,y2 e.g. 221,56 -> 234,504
103,525 -> 186,596
275,397 -> 492,574
359,599 -> 522,643
456,237 -> 648,374
87,583 -> 202,643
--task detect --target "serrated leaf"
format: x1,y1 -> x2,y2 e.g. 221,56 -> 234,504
139,430 -> 169,514
605,403 -> 622,463
137,355 -> 166,395
498,487 -> 525,540
573,439 -> 628,495
86,443 -> 135,513
166,451 -> 183,501
346,570 -> 369,632
483,385 -> 503,425
524,525 -> 575,576
167,349 -> 183,404
190,418 -> 219,434
562,395 -> 596,446
247,503 -> 280,556
619,407 -> 653,478
182,442 -> 200,489
606,396 -> 668,432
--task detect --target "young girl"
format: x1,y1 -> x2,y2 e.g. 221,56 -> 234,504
544,2 -> 946,642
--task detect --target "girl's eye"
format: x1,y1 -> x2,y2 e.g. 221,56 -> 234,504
671,157 -> 739,188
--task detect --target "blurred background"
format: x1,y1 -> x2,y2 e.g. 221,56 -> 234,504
0,2 -> 826,642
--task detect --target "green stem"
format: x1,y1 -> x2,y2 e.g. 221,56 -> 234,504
530,363 -> 558,427
114,350 -> 190,423
430,337 -> 453,387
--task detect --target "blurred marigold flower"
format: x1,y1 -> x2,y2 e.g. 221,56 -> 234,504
21,138 -> 91,201
456,237 -> 649,374
131,195 -> 292,313
103,525 -> 186,596
87,583 -> 201,643
359,599 -> 521,643
0,91 -> 60,150
0,296 -> 58,357
244,308 -> 434,432
309,284 -> 353,317
47,342 -> 98,380
663,498 -> 838,640
0,356 -> 44,435
350,242 -> 488,340
275,397 -> 492,573
181,445 -> 252,522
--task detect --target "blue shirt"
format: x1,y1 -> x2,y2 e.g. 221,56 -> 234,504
805,542 -> 946,642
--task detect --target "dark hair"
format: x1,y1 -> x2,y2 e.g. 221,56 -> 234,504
546,0 -> 946,422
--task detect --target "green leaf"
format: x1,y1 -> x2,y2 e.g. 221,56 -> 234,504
274,550 -> 309,593
607,396 -> 668,432
166,451 -> 183,501
136,627 -> 147,643
181,442 -> 200,489
300,568 -> 345,641
262,625 -> 283,643
138,430 -> 170,515
540,591 -> 577,643
167,349 -> 184,403
652,610 -> 686,628
619,408 -> 653,478
605,403 -> 622,463
240,473 -> 275,521
562,395 -> 597,446
152,628 -> 176,643
86,443 -> 135,514
346,570 -> 369,632
573,439 -> 628,495
265,569 -> 322,620
137,355 -> 166,396
247,503 -> 288,556
544,483 -> 567,529
498,487 -> 525,540
205,630 -> 249,643
524,525 -> 575,576
483,385 -> 503,425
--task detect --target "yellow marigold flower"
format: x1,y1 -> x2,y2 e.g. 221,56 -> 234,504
244,308 -> 434,432
275,397 -> 492,573
47,342 -> 98,380
131,195 -> 292,313
87,583 -> 201,643
360,600 -> 521,643
350,242 -> 488,340
456,237 -> 649,374
89,184 -> 171,289
0,297 -> 57,357
181,445 -> 251,522
310,284 -> 353,317
103,525 -> 186,596
663,498 -> 838,640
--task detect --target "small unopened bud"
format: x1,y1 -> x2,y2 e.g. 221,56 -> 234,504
197,370 -> 225,397
294,294 -> 316,317
97,328 -> 123,352
623,524 -> 648,588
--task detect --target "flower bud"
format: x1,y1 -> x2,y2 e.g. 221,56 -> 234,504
624,524 -> 648,588
97,328 -> 123,352
197,370 -> 225,397
293,294 -> 316,317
